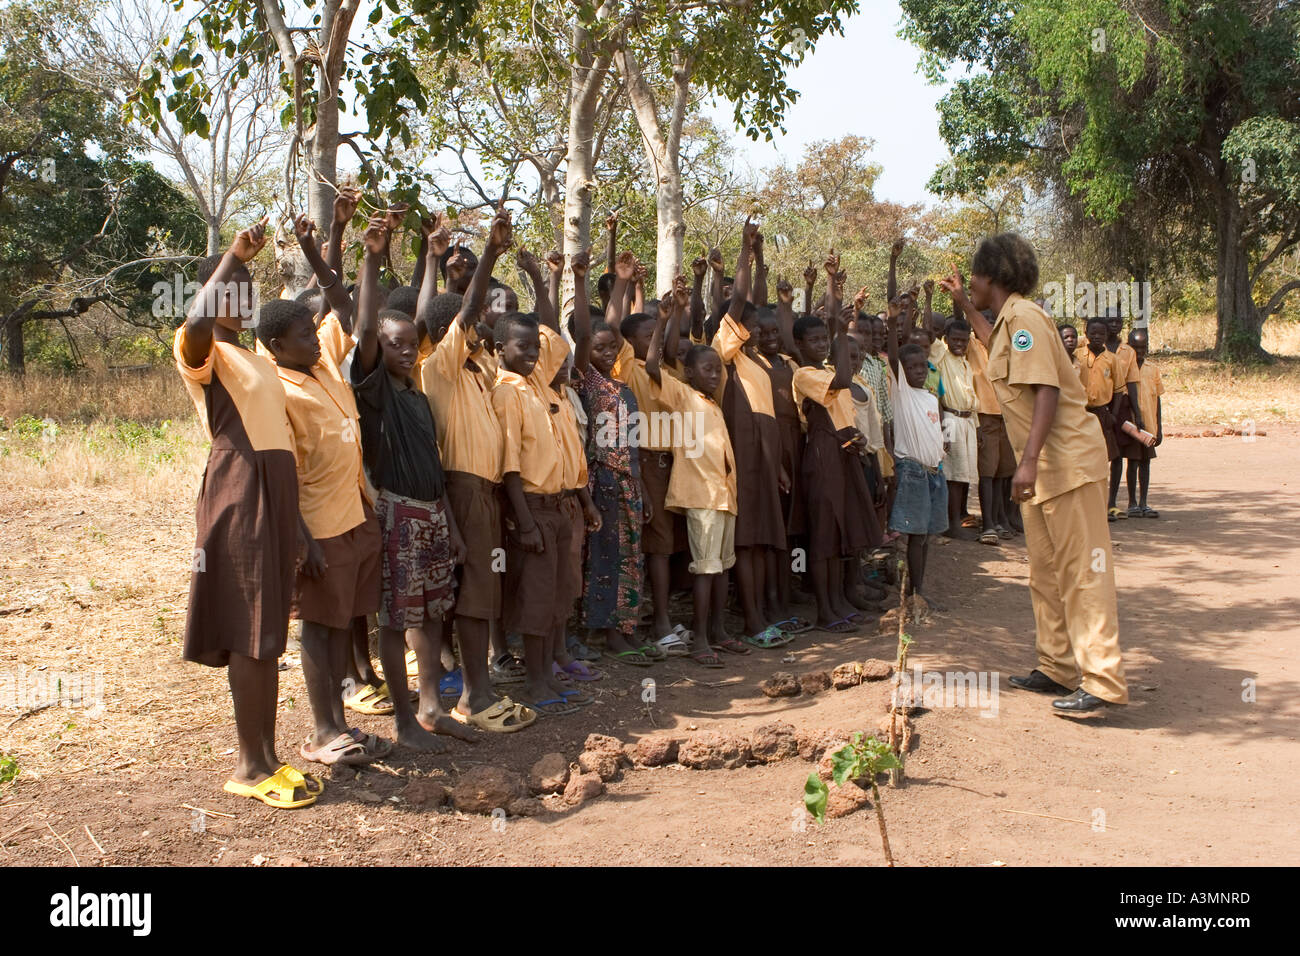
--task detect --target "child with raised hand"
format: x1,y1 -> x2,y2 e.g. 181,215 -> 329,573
261,215 -> 391,769
929,312 -> 980,540
175,217 -> 318,809
791,252 -> 876,633
350,209 -> 473,751
712,218 -> 790,652
412,210 -> 537,733
607,250 -> 690,660
645,286 -> 737,668
755,279 -> 809,633
886,292 -> 948,615
574,247 -> 650,662
1119,328 -> 1163,517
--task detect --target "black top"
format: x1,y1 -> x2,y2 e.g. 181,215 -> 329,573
351,359 -> 446,502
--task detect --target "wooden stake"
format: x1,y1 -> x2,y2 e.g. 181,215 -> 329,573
888,558 -> 910,786
870,781 -> 894,866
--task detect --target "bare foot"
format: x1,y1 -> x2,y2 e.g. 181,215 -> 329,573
417,711 -> 478,744
396,721 -> 452,753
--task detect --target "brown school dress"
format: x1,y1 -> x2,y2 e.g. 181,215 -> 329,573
760,352 -> 806,538
800,399 -> 880,562
720,358 -> 787,550
175,329 -> 298,667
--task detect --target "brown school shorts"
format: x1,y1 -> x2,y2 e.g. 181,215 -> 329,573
560,492 -> 585,608
292,502 -> 382,631
639,449 -> 686,555
444,471 -> 503,622
504,493 -> 573,636
977,413 -> 1016,478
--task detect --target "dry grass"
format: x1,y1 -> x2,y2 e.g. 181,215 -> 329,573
1150,314 -> 1300,355
1156,354 -> 1300,425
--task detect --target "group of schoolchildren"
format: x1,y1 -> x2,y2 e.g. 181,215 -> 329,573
176,194 -> 1160,809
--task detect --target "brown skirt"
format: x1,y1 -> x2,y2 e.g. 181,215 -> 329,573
800,401 -> 880,561
292,503 -> 382,630
185,446 -> 298,667
721,370 -> 786,550
775,414 -> 806,538
1113,395 -> 1157,461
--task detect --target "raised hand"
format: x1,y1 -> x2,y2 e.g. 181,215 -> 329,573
425,216 -> 452,258
231,216 -> 270,262
383,201 -> 410,234
803,261 -> 818,286
362,214 -> 388,256
938,263 -> 965,300
823,248 -> 841,279
333,187 -> 360,226
614,250 -> 637,281
691,253 -> 708,279
891,237 -> 905,258
923,278 -> 935,297
752,230 -> 765,258
447,243 -> 469,282
673,273 -> 690,311
292,213 -> 317,242
605,212 -> 619,233
544,250 -> 564,275
742,217 -> 759,249
708,247 -> 724,274
776,277 -> 794,304
516,246 -> 541,277
486,206 -> 513,255
853,285 -> 870,311
570,247 -> 592,278
633,260 -> 648,288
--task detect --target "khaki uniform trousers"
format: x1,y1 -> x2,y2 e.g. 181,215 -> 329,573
1021,478 -> 1128,703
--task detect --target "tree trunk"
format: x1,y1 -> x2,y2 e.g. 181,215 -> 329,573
1214,188 -> 1266,361
308,68 -> 340,228
5,316 -> 25,375
207,218 -> 222,257
653,152 -> 685,294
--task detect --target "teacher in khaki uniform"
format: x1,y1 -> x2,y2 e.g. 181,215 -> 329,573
941,233 -> 1127,714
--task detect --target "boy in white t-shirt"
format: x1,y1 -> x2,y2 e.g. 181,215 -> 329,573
886,299 -> 948,613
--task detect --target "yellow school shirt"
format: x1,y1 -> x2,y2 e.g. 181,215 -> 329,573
985,294 -> 1109,504
965,337 -> 1002,416
551,382 -> 588,491
1078,346 -> 1119,408
650,373 -> 737,515
417,320 -> 504,483
792,365 -> 856,431
276,342 -> 368,540
174,325 -> 294,455
712,314 -> 776,418
1114,342 -> 1140,391
491,368 -> 564,495
611,339 -> 680,452
929,339 -> 978,413
1136,362 -> 1164,431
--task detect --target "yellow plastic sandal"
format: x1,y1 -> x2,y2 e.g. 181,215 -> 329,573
276,764 -> 324,796
343,682 -> 395,715
223,769 -> 317,809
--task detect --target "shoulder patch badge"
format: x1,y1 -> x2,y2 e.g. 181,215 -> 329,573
1012,329 -> 1033,352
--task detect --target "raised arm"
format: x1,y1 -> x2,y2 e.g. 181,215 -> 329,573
354,213 -> 391,376
939,265 -> 993,346
326,187 -> 359,325
708,246 -> 725,318
662,279 -> 683,370
293,214 -> 351,325
690,253 -> 707,342
454,208 -> 510,334
826,250 -> 852,391
571,248 -> 593,372
545,250 -> 563,319
517,247 -> 556,331
752,230 -> 769,307
645,290 -> 670,386
606,250 -> 635,331
802,260 -> 817,320
181,217 -> 268,368
885,294 -> 903,373
887,237 -> 903,302
728,218 -> 756,322
414,215 -> 452,338
775,277 -> 797,357
632,259 -> 646,315
604,212 -> 618,276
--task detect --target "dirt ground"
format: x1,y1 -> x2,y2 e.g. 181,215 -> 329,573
2,425 -> 1297,867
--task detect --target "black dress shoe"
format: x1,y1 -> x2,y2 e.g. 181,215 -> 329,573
1052,688 -> 1109,714
1008,670 -> 1072,695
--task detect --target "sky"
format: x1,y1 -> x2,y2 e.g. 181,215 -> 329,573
706,0 -> 954,209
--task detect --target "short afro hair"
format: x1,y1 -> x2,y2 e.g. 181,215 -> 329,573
295,287 -> 324,315
899,342 -> 927,364
1085,315 -> 1109,333
425,292 -> 463,333
385,285 -> 419,319
597,273 -> 616,299
792,315 -> 826,342
378,308 -> 417,333
496,310 -> 540,345
196,253 -> 225,286
256,299 -> 314,349
683,343 -> 717,370
946,317 -> 971,335
620,312 -> 656,340
971,232 -> 1039,296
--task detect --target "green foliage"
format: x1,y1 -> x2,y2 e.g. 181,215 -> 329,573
803,733 -> 901,825
0,754 -> 18,784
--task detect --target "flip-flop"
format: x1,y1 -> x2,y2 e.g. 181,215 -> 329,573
815,619 -> 857,634
996,525 -> 1014,539
439,667 -> 463,698
449,697 -> 536,733
979,529 -> 999,544
603,648 -> 653,667
1126,505 -> 1142,518
961,515 -> 981,528
343,682 -> 394,715
1109,507 -> 1127,520
346,728 -> 394,759
561,660 -> 605,682
566,634 -> 601,663
774,617 -> 813,635
638,642 -> 669,661
716,637 -> 752,656
489,653 -> 527,684
300,732 -> 371,766
744,625 -> 789,650
654,630 -> 692,657
557,686 -> 594,705
1143,507 -> 1159,518
224,768 -> 316,809
515,696 -> 580,717
690,649 -> 724,668
404,648 -> 419,678
276,764 -> 323,796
